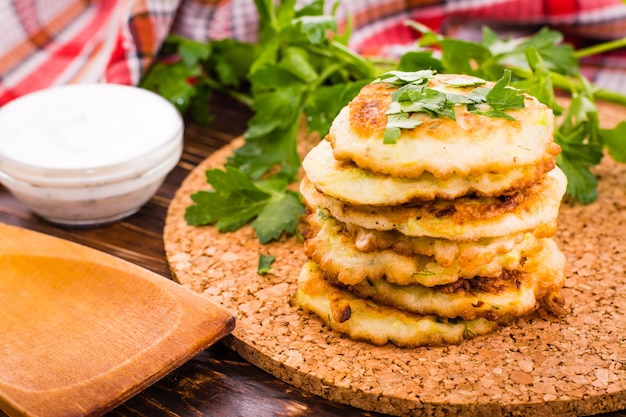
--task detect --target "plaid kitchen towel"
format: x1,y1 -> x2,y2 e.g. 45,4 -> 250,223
0,0 -> 180,105
2,0 -> 626,106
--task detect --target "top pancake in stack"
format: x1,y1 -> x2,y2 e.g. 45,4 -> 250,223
293,71 -> 568,348
325,73 -> 560,198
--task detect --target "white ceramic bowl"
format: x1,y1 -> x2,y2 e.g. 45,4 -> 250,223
0,83 -> 183,226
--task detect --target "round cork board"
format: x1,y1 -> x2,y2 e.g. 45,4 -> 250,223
164,107 -> 626,417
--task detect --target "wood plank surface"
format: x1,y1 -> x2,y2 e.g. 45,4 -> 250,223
0,93 -> 624,417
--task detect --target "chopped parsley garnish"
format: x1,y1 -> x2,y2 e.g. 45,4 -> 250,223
466,70 -> 526,120
257,253 -> 276,275
441,76 -> 487,87
379,69 -> 525,143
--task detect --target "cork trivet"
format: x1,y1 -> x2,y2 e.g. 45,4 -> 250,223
164,107 -> 626,417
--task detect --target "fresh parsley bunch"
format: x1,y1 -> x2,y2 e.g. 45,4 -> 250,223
141,0 -> 376,246
230,0 -> 375,182
140,35 -> 256,124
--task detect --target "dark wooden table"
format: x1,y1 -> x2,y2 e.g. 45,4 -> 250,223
0,94 -> 624,417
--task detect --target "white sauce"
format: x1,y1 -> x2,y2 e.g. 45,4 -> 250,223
0,83 -> 182,170
0,83 -> 184,226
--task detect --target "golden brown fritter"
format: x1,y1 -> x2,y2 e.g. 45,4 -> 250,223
293,261 -> 500,348
303,140 -> 554,205
300,167 -> 566,241
343,239 -> 566,321
344,221 -> 555,268
328,75 -> 560,180
304,209 -> 543,287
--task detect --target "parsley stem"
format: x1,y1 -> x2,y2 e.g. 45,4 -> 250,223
573,37 -> 626,59
329,41 -> 376,78
369,57 -> 400,73
202,77 -> 253,107
594,88 -> 626,106
509,67 -> 626,106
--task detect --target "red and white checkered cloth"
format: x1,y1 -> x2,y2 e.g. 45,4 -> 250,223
2,0 -> 626,106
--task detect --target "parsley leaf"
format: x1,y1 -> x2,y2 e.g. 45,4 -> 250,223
468,70 -> 525,120
252,187 -> 304,243
392,85 -> 455,119
441,76 -> 486,87
512,47 -> 563,115
556,153 -> 599,204
305,81 -> 370,135
601,121 -> 626,163
140,57 -> 202,114
257,254 -> 276,275
374,69 -> 435,85
380,69 -> 525,140
185,166 -> 305,243
384,113 -> 422,144
486,70 -> 526,109
515,27 -> 578,76
440,38 -> 491,76
397,50 -> 444,73
141,36 -> 254,117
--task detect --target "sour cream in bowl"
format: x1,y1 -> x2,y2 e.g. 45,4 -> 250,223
0,83 -> 183,226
